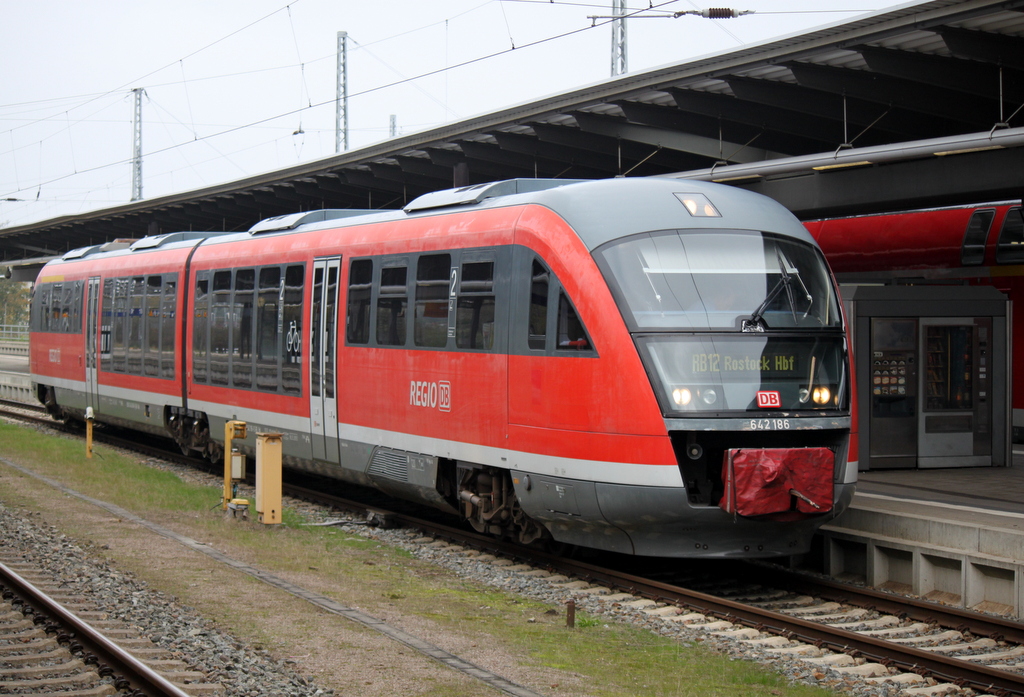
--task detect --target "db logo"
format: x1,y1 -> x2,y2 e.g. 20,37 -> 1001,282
756,390 -> 781,408
437,381 -> 451,413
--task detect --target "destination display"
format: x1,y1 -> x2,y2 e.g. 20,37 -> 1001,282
637,335 -> 845,414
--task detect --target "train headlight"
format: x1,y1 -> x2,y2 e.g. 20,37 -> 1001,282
701,388 -> 717,405
672,387 -> 692,407
812,386 -> 831,405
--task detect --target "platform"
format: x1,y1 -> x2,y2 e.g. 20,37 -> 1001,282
818,452 -> 1024,618
0,351 -> 31,402
0,341 -> 29,357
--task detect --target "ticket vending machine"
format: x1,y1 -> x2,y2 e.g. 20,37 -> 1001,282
850,286 -> 1009,470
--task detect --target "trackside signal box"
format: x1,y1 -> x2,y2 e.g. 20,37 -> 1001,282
848,286 -> 1010,471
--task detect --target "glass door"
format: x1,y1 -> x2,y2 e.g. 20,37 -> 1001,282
309,258 -> 341,463
85,277 -> 100,412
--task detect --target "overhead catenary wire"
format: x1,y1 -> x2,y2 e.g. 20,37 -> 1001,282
0,1 -> 883,218
3,1 -> 687,202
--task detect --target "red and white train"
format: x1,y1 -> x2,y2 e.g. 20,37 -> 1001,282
805,201 -> 1024,440
30,177 -> 855,557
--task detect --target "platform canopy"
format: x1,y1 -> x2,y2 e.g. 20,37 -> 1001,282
3,0 -> 1024,262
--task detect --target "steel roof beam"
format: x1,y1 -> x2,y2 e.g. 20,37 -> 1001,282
788,61 -> 996,126
340,168 -> 407,194
394,156 -> 452,180
425,147 -> 527,183
939,26 -> 1024,71
856,45 -> 1024,103
725,76 -> 955,142
618,98 -> 828,156
531,122 -> 709,173
491,130 -> 618,174
572,111 -> 789,163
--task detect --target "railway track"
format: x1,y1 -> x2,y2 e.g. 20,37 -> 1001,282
284,491 -> 1024,696
0,557 -> 221,696
7,399 -> 1024,694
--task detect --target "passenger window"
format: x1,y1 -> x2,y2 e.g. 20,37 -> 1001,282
457,261 -> 495,350
281,264 -> 304,395
232,269 -> 255,389
415,254 -> 450,348
961,209 -> 994,266
111,278 -> 129,373
49,282 -> 62,331
160,279 -> 176,379
101,279 -> 113,372
377,264 -> 408,346
70,281 -> 82,333
127,277 -> 144,374
144,276 -> 162,377
192,277 -> 209,384
61,283 -> 73,332
996,207 -> 1024,264
209,270 -> 232,386
556,291 -> 592,352
528,259 -> 549,351
256,267 -> 281,391
346,259 -> 372,344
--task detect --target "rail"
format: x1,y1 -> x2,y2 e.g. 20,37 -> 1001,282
0,560 -> 193,697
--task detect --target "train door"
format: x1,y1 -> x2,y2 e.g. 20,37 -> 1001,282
85,277 -> 100,411
309,257 -> 341,463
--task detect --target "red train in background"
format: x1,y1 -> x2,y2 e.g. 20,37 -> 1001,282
29,177 -> 855,558
805,201 -> 1024,440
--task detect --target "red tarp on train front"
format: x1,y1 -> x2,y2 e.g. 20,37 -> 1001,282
719,448 -> 834,518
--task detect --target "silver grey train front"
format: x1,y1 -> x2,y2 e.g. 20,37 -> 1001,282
544,177 -> 855,557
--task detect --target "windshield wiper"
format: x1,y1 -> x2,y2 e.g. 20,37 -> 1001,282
742,247 -> 813,332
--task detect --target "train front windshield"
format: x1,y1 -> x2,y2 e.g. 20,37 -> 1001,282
597,229 -> 847,414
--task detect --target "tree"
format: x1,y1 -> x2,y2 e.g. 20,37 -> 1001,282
0,275 -> 31,328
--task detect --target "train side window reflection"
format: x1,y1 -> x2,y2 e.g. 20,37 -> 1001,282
281,264 -> 304,395
127,277 -> 145,374
346,259 -> 372,344
415,254 -> 450,348
996,207 -> 1024,264
528,260 -> 549,351
377,264 -> 408,346
100,280 -> 113,372
961,209 -> 995,266
209,270 -> 232,386
112,278 -> 129,372
556,291 -> 591,351
160,279 -> 176,379
457,260 -> 495,350
144,275 -> 162,377
256,266 -> 281,391
232,268 -> 255,389
193,277 -> 209,384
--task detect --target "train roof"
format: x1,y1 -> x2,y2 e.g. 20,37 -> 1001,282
43,177 -> 815,269
250,177 -> 817,250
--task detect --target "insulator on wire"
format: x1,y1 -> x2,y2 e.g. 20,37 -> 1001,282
676,8 -> 753,19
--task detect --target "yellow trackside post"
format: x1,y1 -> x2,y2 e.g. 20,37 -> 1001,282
255,432 -> 283,525
85,406 -> 94,459
223,420 -> 247,510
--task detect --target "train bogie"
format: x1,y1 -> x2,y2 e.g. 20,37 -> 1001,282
31,177 -> 854,557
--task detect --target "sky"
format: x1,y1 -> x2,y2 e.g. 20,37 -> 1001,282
0,0 -> 901,229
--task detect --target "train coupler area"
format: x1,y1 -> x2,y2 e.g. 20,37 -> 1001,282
720,447 -> 834,519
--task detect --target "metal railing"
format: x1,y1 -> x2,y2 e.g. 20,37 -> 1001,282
0,324 -> 28,342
